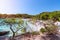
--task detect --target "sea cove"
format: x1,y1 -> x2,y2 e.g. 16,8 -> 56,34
0,18 -> 45,37
0,18 -> 60,37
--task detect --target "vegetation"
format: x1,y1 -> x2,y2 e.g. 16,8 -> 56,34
35,11 -> 60,21
40,28 -> 46,33
0,11 -> 60,21
0,14 -> 34,18
31,31 -> 40,35
40,21 -> 58,35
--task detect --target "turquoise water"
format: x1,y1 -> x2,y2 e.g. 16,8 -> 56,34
0,18 -> 45,37
0,18 -> 25,36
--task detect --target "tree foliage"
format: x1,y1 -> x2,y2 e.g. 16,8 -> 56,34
4,18 -> 25,40
35,11 -> 60,21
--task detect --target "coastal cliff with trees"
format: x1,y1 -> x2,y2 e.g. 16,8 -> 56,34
0,11 -> 60,40
35,11 -> 60,20
0,11 -> 60,21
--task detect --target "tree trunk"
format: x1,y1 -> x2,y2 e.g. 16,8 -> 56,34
11,33 -> 15,40
9,24 -> 15,40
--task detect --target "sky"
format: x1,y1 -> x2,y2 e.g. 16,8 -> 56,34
0,0 -> 60,15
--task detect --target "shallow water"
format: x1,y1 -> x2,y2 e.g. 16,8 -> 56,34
0,18 -> 44,37
0,18 -> 60,37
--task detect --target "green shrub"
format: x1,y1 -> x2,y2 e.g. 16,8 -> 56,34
40,21 -> 58,35
40,28 -> 46,33
45,26 -> 58,34
32,32 -> 40,35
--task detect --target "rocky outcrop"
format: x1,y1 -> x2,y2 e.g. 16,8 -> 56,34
0,33 -> 60,40
0,31 -> 9,36
13,33 -> 60,40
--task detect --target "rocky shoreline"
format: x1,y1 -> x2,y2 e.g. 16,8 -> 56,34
0,33 -> 60,40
